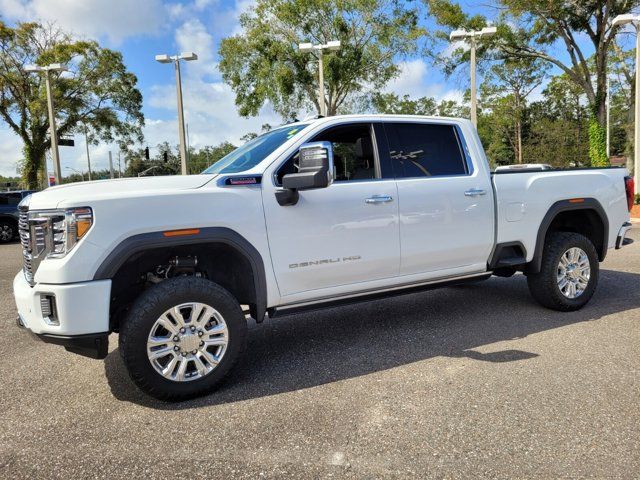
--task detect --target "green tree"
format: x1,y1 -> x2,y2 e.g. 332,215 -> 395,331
124,142 -> 180,177
239,123 -> 274,144
523,74 -> 590,167
609,44 -> 635,169
481,58 -> 548,163
0,22 -> 144,188
219,0 -> 424,119
0,174 -> 22,189
188,142 -> 237,174
371,92 -> 469,117
372,93 -> 438,115
425,0 -> 640,166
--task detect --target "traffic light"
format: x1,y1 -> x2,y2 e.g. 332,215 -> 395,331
163,151 -> 168,162
144,147 -> 149,160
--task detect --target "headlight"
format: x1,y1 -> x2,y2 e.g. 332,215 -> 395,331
28,207 -> 93,258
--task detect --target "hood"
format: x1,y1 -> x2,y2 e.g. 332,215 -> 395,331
27,174 -> 217,209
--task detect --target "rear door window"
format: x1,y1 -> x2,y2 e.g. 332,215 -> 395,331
383,123 -> 469,178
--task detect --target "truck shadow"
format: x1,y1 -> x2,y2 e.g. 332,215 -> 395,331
104,268 -> 640,409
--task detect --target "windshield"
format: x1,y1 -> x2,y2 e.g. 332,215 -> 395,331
203,124 -> 310,174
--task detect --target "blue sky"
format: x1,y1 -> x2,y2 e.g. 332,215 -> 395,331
0,0 -> 633,177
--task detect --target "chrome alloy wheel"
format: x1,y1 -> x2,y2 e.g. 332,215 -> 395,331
0,224 -> 13,242
147,302 -> 229,382
557,247 -> 590,299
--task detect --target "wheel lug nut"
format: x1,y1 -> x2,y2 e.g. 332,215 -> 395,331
190,326 -> 196,332
199,341 -> 204,347
198,331 -> 203,337
173,336 -> 179,342
192,350 -> 197,354
180,328 -> 186,333
174,346 -> 179,351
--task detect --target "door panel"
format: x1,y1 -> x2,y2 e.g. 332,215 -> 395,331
262,122 -> 400,298
263,180 -> 400,296
396,176 -> 493,275
383,122 -> 494,276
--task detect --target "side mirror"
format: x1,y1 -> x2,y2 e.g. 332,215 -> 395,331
276,141 -> 334,206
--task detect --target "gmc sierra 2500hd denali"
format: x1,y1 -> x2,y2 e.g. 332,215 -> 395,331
14,115 -> 635,401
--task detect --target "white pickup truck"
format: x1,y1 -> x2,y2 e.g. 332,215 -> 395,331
14,115 -> 635,401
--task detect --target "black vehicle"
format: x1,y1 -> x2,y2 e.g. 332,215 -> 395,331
0,191 -> 33,243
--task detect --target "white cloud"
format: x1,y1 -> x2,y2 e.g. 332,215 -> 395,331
210,0 -> 255,37
174,18 -> 219,78
145,8 -> 282,157
147,78 -> 281,151
384,59 -> 464,103
0,127 -> 23,177
0,0 -> 165,44
386,59 -> 430,98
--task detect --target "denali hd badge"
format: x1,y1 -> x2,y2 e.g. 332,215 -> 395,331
289,255 -> 361,269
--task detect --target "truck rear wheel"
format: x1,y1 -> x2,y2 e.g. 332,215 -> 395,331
119,276 -> 247,401
527,232 -> 599,311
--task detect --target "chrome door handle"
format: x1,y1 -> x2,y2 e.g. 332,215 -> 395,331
464,188 -> 487,197
365,195 -> 394,204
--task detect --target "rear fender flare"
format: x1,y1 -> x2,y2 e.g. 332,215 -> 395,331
529,198 -> 608,274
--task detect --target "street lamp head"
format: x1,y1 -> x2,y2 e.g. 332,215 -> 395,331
479,26 -> 498,37
179,52 -> 198,61
155,54 -> 172,64
298,42 -> 314,53
450,29 -> 470,41
47,63 -> 67,72
612,14 -> 640,27
325,40 -> 341,51
25,63 -> 68,73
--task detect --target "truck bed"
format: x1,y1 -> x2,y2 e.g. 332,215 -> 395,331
491,166 -> 630,264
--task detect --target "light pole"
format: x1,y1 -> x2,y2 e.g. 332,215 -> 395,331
606,76 -> 611,159
83,125 -> 93,181
449,27 -> 497,127
298,41 -> 341,117
25,63 -> 68,186
612,14 -> 640,188
155,52 -> 198,175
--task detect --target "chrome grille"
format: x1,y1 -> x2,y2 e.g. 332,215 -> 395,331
18,207 -> 65,286
18,207 -> 35,285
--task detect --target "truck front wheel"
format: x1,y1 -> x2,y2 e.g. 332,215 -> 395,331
527,232 -> 599,311
119,277 -> 247,401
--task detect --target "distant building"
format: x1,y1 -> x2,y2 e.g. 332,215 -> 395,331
609,155 -> 627,167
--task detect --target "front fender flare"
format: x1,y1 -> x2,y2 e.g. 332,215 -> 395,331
93,227 -> 267,321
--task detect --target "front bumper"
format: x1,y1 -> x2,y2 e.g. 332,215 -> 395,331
616,222 -> 634,249
16,316 -> 109,359
13,272 -> 112,359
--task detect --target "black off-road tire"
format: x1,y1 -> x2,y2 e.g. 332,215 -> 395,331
527,232 -> 599,311
119,276 -> 247,401
0,219 -> 16,243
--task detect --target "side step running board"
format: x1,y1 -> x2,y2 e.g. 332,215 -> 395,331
269,273 -> 492,318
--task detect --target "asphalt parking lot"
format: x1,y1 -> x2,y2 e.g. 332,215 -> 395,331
0,229 -> 638,479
